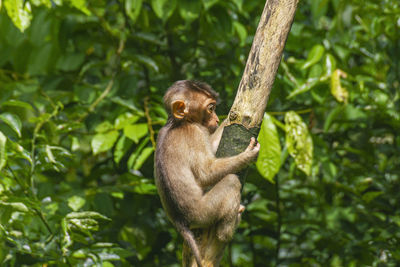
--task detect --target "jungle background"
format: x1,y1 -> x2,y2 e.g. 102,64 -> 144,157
0,0 -> 399,266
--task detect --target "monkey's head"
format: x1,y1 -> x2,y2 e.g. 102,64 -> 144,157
164,80 -> 220,133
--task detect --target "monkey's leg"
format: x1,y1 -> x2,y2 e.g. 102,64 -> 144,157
198,174 -> 242,242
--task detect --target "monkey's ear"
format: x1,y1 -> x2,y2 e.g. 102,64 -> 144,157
172,100 -> 186,119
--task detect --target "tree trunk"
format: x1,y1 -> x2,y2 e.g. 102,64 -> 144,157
183,0 -> 298,266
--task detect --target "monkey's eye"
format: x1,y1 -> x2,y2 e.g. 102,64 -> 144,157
208,104 -> 216,113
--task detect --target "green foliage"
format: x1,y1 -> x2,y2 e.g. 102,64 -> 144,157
256,113 -> 281,183
0,0 -> 399,266
285,111 -> 313,176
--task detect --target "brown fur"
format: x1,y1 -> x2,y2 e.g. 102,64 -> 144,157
155,80 -> 259,267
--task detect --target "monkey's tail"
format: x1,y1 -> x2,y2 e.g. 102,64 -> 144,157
176,222 -> 203,267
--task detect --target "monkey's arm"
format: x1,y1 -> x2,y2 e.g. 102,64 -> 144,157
210,119 -> 228,154
196,138 -> 259,187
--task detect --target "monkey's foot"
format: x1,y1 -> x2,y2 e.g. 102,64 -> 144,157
238,204 -> 245,214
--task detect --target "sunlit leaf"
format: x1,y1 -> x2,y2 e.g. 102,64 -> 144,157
91,131 -> 119,155
256,113 -> 281,183
0,131 -> 7,171
68,195 -> 86,211
133,182 -> 157,195
0,201 -> 29,212
1,100 -> 34,110
115,113 -> 140,130
234,21 -> 247,46
330,69 -> 348,103
324,53 -> 336,76
151,0 -> 176,20
179,0 -> 201,22
4,0 -> 32,32
71,136 -> 80,151
123,123 -> 148,143
66,211 -> 110,221
95,121 -> 114,133
114,135 -> 133,164
0,113 -> 22,137
285,111 -> 313,175
30,0 -> 52,8
133,147 -> 154,170
125,0 -> 142,23
302,44 -> 325,69
287,77 -> 319,99
70,0 -> 91,15
127,137 -> 149,169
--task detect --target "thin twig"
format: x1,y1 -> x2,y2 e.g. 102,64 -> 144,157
8,166 -> 53,236
77,39 -> 125,122
268,108 -> 312,115
30,104 -> 61,190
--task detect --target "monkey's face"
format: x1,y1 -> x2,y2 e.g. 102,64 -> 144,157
202,99 -> 219,134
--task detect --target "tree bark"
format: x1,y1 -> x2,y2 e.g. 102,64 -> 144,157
183,0 -> 298,266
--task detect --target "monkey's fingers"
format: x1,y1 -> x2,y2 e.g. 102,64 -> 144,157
246,137 -> 256,151
254,142 -> 260,152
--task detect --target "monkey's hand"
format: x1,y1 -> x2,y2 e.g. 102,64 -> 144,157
244,137 -> 260,161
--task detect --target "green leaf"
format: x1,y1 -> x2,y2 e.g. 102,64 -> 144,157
114,135 -> 133,164
123,123 -> 148,143
285,111 -> 313,176
133,147 -> 154,170
95,121 -> 114,133
133,182 -> 157,195
287,77 -> 319,99
127,137 -> 149,169
71,136 -> 80,151
256,113 -> 282,183
4,0 -> 32,32
302,44 -> 325,69
0,201 -> 29,212
133,55 -> 159,72
111,97 -> 143,114
115,113 -> 140,130
56,53 -> 85,72
330,69 -> 349,103
30,0 -> 52,8
125,0 -> 143,23
233,21 -> 247,46
27,43 -> 53,75
0,131 -> 7,171
0,112 -> 22,137
1,100 -> 34,110
66,211 -> 110,221
91,130 -> 119,155
68,195 -> 86,211
202,0 -> 219,10
151,0 -> 177,20
362,191 -> 383,204
70,0 -> 91,15
310,0 -> 329,23
179,0 -> 201,22
324,53 -> 336,76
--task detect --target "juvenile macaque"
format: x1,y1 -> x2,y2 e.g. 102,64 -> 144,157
155,80 -> 259,267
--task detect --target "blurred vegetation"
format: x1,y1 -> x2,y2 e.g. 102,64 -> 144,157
0,0 -> 399,266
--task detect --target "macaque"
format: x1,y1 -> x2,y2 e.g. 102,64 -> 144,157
155,80 -> 260,267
